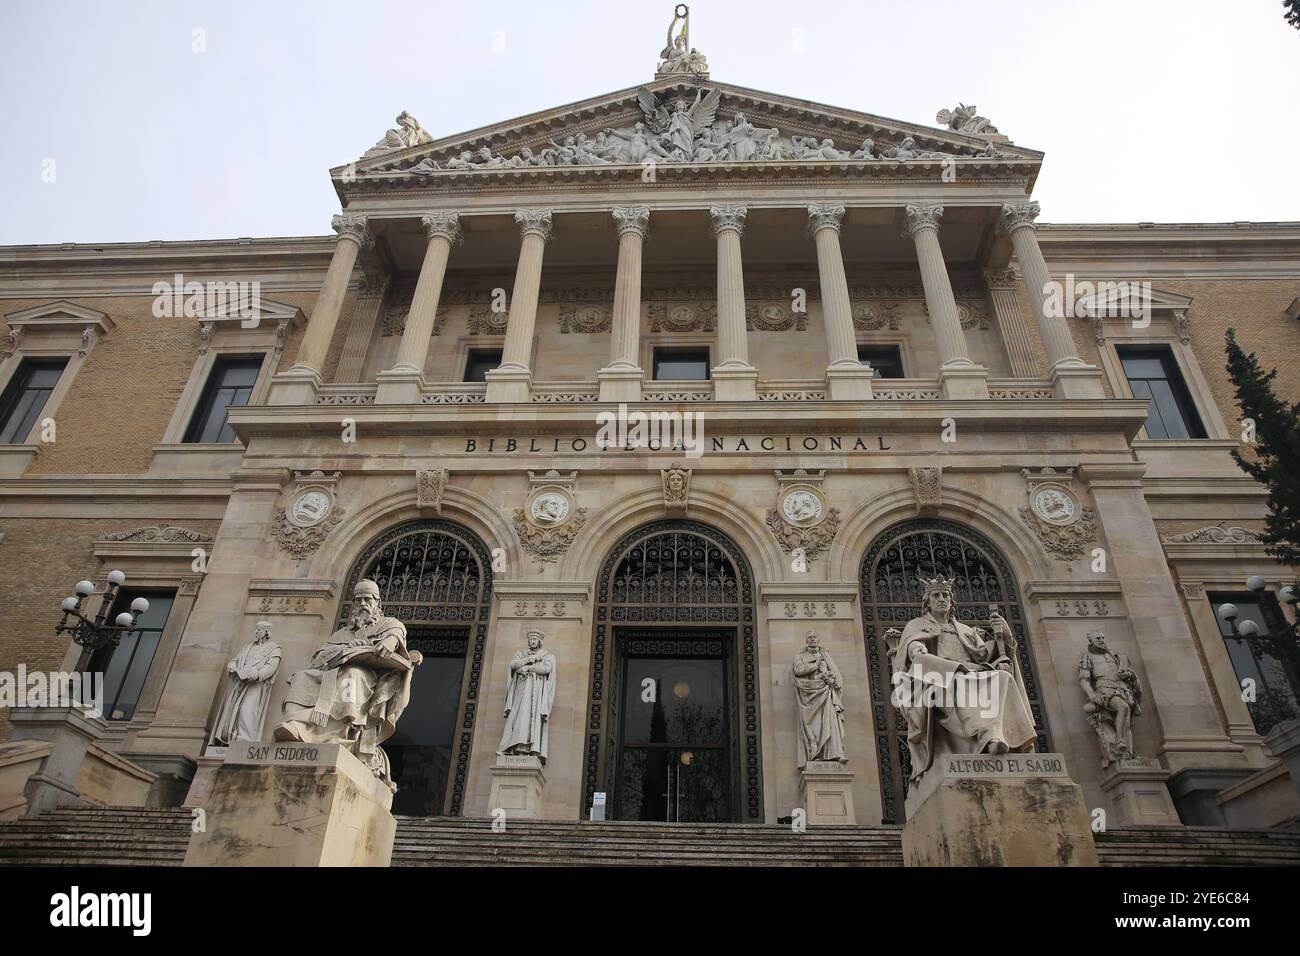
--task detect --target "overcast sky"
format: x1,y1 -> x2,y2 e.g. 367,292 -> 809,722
1,0 -> 1296,246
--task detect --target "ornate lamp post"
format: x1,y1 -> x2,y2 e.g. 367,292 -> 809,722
1217,578 -> 1299,640
55,569 -> 149,675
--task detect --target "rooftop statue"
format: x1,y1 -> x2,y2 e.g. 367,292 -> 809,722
936,103 -> 999,135
363,110 -> 433,159
656,4 -> 709,77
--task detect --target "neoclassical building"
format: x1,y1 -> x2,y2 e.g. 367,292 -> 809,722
2,29 -> 1298,836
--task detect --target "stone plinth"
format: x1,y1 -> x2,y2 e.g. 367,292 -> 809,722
181,752 -> 227,809
488,754 -> 547,820
183,742 -> 395,867
902,753 -> 1099,867
0,741 -> 53,820
798,761 -> 856,824
6,706 -> 108,816
1100,758 -> 1181,825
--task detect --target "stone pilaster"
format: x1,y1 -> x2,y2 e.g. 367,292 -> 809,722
376,213 -> 460,404
809,203 -> 873,401
1078,462 -> 1242,772
486,209 -> 552,403
997,202 -> 1103,398
598,207 -> 649,402
271,214 -> 372,405
903,203 -> 988,399
335,276 -> 390,383
984,267 -> 1038,378
709,204 -> 758,401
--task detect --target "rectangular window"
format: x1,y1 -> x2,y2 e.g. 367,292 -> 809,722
1118,346 -> 1205,439
653,347 -> 710,381
183,355 -> 262,443
857,345 -> 905,379
1210,592 -> 1300,736
89,589 -> 176,722
0,358 -> 68,444
463,348 -> 502,383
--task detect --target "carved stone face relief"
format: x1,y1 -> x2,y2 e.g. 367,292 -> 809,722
782,489 -> 824,525
1032,486 -> 1077,526
530,491 -> 572,526
289,490 -> 332,527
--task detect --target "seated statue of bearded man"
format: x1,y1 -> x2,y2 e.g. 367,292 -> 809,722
274,579 -> 421,790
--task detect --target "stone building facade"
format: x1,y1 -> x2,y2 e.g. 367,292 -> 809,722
2,46 -> 1299,831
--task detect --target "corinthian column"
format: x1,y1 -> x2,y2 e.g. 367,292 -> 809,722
710,204 -> 758,401
902,203 -> 988,399
486,209 -> 552,403
808,203 -> 873,401
376,213 -> 461,404
997,201 -> 1103,398
598,207 -> 649,402
271,214 -> 372,405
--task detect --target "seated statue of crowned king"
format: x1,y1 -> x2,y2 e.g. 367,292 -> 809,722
890,575 -> 1037,788
273,579 -> 421,790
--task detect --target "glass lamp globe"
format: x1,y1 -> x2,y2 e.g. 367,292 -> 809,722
115,612 -> 135,628
74,580 -> 94,597
1246,575 -> 1267,592
1238,619 -> 1260,637
106,570 -> 126,586
61,597 -> 79,612
1217,603 -> 1238,622
130,597 -> 150,614
1281,585 -> 1298,606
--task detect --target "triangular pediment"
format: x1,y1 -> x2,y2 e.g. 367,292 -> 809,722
335,78 -> 1041,195
4,299 -> 113,332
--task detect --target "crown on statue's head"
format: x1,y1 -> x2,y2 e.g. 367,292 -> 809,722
917,574 -> 957,598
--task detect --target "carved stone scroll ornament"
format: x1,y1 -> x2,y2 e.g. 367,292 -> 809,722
766,507 -> 841,563
909,467 -> 942,514
513,507 -> 588,564
1020,505 -> 1099,560
1162,525 -> 1263,544
272,506 -> 345,559
417,468 -> 448,513
99,524 -> 212,543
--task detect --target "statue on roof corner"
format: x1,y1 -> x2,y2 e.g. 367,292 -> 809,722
656,4 -> 709,77
936,103 -> 999,135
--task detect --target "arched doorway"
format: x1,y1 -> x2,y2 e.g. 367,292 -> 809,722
339,518 -> 492,816
859,518 -> 1050,823
582,519 -> 764,823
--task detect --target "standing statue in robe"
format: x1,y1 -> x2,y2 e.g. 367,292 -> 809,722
793,630 -> 847,766
273,579 -> 421,790
498,629 -> 558,763
209,620 -> 281,746
891,576 -> 1037,787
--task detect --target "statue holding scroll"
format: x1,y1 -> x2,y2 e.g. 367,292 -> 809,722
793,630 -> 847,766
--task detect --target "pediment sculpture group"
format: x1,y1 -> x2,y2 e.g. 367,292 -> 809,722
209,574 -> 1141,793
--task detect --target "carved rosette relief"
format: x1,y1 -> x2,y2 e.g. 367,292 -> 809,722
272,472 -> 345,559
661,462 -> 692,513
852,302 -> 900,331
924,301 -> 991,331
745,302 -> 807,332
417,469 -> 448,513
468,306 -> 509,335
1019,467 -> 1098,560
559,305 -> 613,334
648,303 -> 716,333
766,470 -> 839,562
513,470 -> 587,564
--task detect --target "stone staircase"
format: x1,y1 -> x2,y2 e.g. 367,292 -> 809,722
1,807 -> 1298,866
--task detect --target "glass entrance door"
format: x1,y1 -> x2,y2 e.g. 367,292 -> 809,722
614,632 -> 733,822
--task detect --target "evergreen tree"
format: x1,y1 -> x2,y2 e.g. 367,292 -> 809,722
1225,329 -> 1300,567
1286,0 -> 1300,30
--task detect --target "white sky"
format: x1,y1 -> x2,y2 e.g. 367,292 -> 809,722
1,0 -> 1296,245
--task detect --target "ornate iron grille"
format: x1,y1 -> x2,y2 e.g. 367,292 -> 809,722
338,519 -> 493,816
583,521 -> 764,822
859,519 -> 1050,823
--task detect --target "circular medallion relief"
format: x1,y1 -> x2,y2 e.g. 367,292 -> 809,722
1032,486 -> 1077,525
530,491 -> 571,526
289,490 -> 332,527
781,489 -> 824,525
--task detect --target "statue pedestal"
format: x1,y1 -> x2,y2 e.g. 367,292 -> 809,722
181,751 -> 226,808
798,761 -> 856,825
902,753 -> 1099,867
488,755 -> 547,820
6,705 -> 108,816
183,742 -> 395,867
1100,758 -> 1181,825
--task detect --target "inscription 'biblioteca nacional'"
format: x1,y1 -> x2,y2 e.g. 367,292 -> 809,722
463,435 -> 895,453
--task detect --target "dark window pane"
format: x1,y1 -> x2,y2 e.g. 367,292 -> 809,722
858,346 -> 905,379
1210,593 -> 1300,736
184,356 -> 263,444
653,348 -> 710,381
0,358 -> 68,444
1118,346 -> 1205,440
90,590 -> 175,722
463,349 -> 502,383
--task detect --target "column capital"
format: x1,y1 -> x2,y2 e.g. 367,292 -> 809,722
997,200 -> 1041,236
421,212 -> 462,244
612,206 -> 651,239
515,208 -> 554,242
807,203 -> 846,237
709,204 -> 747,239
901,202 -> 944,238
331,214 -> 374,251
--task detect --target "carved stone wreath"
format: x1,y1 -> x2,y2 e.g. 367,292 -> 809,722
272,506 -> 345,559
559,304 -> 612,334
745,302 -> 807,332
468,307 -> 509,335
648,303 -> 716,333
513,507 -> 588,563
1019,506 -> 1098,560
1162,525 -> 1263,544
765,507 -> 841,562
924,301 -> 991,330
98,524 -> 212,544
852,302 -> 900,331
